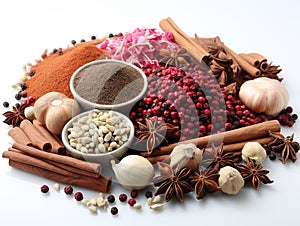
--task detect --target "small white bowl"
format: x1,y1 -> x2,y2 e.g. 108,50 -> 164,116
61,109 -> 134,165
70,59 -> 148,112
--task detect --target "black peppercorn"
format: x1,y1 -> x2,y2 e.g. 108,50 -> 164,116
53,48 -> 58,53
107,194 -> 115,203
80,39 -> 85,43
15,103 -> 20,108
108,33 -> 114,38
71,40 -> 76,45
3,101 -> 9,108
20,83 -> 27,90
110,207 -> 118,215
145,191 -> 153,198
15,93 -> 21,100
91,35 -> 96,40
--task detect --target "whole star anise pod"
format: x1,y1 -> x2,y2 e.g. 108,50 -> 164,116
153,162 -> 193,202
235,158 -> 273,190
136,118 -> 178,153
189,167 -> 220,199
2,103 -> 27,127
267,131 -> 299,164
203,144 -> 241,170
159,48 -> 193,68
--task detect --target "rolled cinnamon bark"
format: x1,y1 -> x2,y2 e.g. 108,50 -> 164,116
11,143 -> 101,174
247,53 -> 267,64
19,119 -> 52,152
141,120 -> 280,157
8,160 -> 111,193
32,120 -> 64,154
159,17 -> 210,62
239,53 -> 260,67
8,127 -> 32,146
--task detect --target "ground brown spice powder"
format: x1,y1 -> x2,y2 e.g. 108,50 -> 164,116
25,40 -> 106,101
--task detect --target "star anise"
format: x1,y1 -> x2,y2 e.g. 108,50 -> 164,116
267,131 -> 299,164
203,144 -> 241,170
2,103 -> 27,127
189,167 -> 220,199
153,162 -> 193,202
159,48 -> 193,68
136,118 -> 178,153
235,158 -> 273,190
261,63 -> 283,81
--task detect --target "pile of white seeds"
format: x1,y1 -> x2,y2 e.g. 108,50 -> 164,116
67,110 -> 131,154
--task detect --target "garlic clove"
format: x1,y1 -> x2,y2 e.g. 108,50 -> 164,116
218,166 -> 244,195
241,142 -> 266,165
111,155 -> 154,190
169,143 -> 203,171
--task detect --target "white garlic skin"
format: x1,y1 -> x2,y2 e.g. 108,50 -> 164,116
239,77 -> 289,115
169,143 -> 203,171
111,155 -> 154,190
218,166 -> 244,195
241,142 -> 266,165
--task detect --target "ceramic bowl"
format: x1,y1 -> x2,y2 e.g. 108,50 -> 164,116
61,109 -> 134,165
69,59 -> 148,113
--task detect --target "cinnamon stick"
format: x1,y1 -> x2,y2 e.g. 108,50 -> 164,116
8,160 -> 111,193
247,53 -> 267,64
159,17 -> 210,62
239,53 -> 260,67
43,159 -> 100,178
141,120 -> 280,157
3,150 -> 74,177
19,119 -> 52,152
32,120 -> 65,154
220,43 -> 261,78
145,136 -> 273,164
12,143 -> 101,174
8,127 -> 32,146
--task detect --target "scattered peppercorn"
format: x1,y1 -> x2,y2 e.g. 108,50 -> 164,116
64,185 -> 73,195
128,198 -> 136,206
3,101 -> 9,108
15,93 -> 21,100
118,193 -> 127,202
107,194 -> 115,203
20,83 -> 27,90
41,185 -> 49,193
71,40 -> 76,45
145,191 -> 153,199
110,206 -> 118,215
108,33 -> 114,38
91,35 -> 96,40
130,190 -> 138,198
20,90 -> 27,98
74,192 -> 83,201
269,153 -> 276,161
15,103 -> 20,108
80,39 -> 85,43
53,48 -> 58,53
29,70 -> 35,77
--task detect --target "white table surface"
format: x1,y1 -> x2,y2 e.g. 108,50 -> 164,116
1,0 -> 300,225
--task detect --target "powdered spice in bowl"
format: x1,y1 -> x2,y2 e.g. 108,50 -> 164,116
70,59 -> 148,111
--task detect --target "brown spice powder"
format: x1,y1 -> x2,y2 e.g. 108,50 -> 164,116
74,62 -> 145,105
26,40 -> 106,101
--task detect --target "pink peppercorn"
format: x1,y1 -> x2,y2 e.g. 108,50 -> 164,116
64,185 -> 73,195
119,193 -> 127,202
74,192 -> 83,201
41,185 -> 49,193
130,190 -> 138,198
128,198 -> 136,206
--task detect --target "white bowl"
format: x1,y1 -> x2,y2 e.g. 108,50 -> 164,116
70,59 -> 148,113
61,109 -> 134,165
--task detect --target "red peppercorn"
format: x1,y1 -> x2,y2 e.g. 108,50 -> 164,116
130,190 -> 138,198
41,185 -> 49,193
119,193 -> 127,202
64,185 -> 73,195
27,96 -> 35,103
128,198 -> 136,206
20,90 -> 27,98
74,192 -> 83,201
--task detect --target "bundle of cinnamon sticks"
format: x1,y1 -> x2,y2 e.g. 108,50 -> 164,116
141,120 -> 280,164
2,143 -> 111,193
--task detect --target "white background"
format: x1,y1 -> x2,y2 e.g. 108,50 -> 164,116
1,0 -> 300,225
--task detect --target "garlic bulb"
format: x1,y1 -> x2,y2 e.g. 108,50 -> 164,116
34,92 -> 80,134
241,142 -> 266,165
218,166 -> 244,195
239,77 -> 289,115
111,155 -> 155,190
169,143 -> 203,171
24,106 -> 36,120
